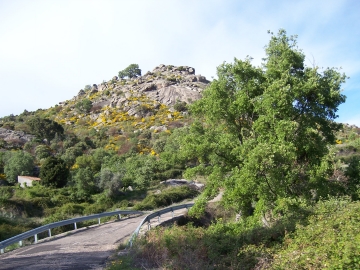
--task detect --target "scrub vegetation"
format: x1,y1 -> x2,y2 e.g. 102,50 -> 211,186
1,30 -> 360,269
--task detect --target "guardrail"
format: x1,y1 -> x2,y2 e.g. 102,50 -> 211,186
0,209 -> 143,254
129,203 -> 194,247
0,203 -> 194,254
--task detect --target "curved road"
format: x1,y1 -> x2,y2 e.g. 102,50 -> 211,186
0,215 -> 144,270
0,208 -> 189,270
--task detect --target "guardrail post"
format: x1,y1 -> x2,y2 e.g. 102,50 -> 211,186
118,214 -> 121,220
98,218 -> 101,225
158,214 -> 161,223
74,222 -> 77,230
1,248 -> 4,254
147,220 -> 151,231
19,240 -> 23,247
34,234 -> 38,243
48,229 -> 51,237
171,208 -> 174,218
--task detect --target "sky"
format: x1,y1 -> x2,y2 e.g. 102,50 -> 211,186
0,0 -> 359,125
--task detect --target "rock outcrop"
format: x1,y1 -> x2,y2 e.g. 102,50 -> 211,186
0,128 -> 35,145
59,64 -> 211,127
79,64 -> 209,108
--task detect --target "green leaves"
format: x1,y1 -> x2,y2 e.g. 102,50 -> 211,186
118,64 -> 141,79
40,156 -> 69,188
3,151 -> 34,184
184,29 -> 346,214
75,98 -> 92,113
27,117 -> 64,143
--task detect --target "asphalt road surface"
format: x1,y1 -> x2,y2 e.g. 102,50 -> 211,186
0,208 -> 189,270
0,215 -> 144,270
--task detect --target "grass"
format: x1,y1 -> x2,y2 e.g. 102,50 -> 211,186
110,197 -> 360,270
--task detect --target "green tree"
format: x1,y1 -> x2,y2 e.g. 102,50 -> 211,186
3,151 -> 34,184
27,117 -> 64,143
118,64 -> 141,79
35,145 -> 52,161
184,30 -> 346,216
72,167 -> 96,199
99,168 -> 123,198
40,156 -> 69,188
123,155 -> 156,189
75,98 -> 92,113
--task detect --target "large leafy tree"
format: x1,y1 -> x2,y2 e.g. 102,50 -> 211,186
184,30 -> 346,216
27,117 -> 64,143
40,156 -> 69,188
3,151 -> 34,184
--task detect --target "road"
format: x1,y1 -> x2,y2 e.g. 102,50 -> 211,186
0,208 -> 189,270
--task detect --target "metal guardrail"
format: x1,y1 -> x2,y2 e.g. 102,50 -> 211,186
0,209 -> 143,254
129,203 -> 194,247
0,203 -> 194,254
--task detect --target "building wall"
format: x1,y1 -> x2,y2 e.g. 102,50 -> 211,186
18,176 -> 40,187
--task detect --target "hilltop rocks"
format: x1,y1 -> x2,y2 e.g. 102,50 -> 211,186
78,89 -> 86,97
108,64 -> 210,109
61,64 -> 211,125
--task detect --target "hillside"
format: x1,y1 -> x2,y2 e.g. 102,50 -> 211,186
0,64 -> 209,246
54,64 -> 208,132
1,53 -> 360,269
0,64 -> 209,152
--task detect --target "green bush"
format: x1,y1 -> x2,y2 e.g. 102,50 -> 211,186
134,186 -> 198,210
271,198 -> 360,269
0,217 -> 38,241
0,186 -> 13,203
131,197 -> 360,269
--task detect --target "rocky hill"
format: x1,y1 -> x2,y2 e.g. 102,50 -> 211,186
54,64 -> 210,132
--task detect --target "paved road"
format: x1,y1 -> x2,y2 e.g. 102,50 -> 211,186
0,215 -> 144,270
0,208 -> 189,270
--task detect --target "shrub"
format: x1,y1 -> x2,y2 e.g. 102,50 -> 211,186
0,186 -> 13,203
40,157 -> 69,188
134,186 -> 198,210
271,198 -> 360,269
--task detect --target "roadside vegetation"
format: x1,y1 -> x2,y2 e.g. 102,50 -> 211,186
1,30 -> 360,269
108,30 -> 360,269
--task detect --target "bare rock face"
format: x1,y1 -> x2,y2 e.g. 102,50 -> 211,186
110,65 -> 210,109
63,64 -> 211,120
0,127 -> 35,145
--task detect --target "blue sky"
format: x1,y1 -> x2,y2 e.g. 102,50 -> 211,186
0,0 -> 359,125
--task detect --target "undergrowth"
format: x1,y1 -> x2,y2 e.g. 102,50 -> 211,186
112,197 -> 360,270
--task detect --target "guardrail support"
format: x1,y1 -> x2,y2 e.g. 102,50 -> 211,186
158,214 -> 161,223
171,209 -> 174,218
48,229 -> 51,237
74,222 -> 77,230
34,234 -> 38,244
147,221 -> 151,231
98,218 -> 101,225
1,248 -> 4,254
19,240 -> 23,247
118,214 -> 121,220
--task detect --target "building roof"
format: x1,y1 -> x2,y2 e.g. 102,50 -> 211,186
18,176 -> 41,181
